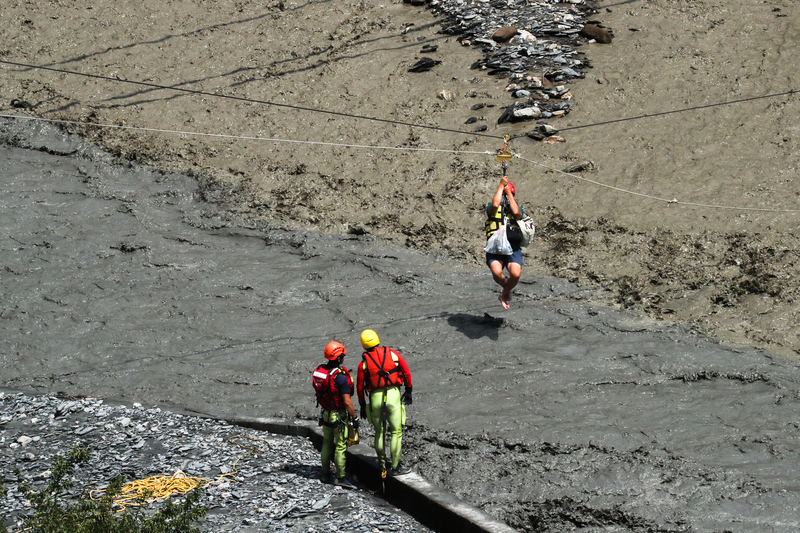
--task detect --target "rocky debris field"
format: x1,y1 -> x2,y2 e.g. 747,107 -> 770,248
1,392 -> 429,533
424,0 -> 609,137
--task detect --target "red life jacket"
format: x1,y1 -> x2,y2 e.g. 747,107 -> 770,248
362,347 -> 404,391
312,364 -> 353,410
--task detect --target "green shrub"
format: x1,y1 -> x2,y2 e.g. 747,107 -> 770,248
13,445 -> 208,533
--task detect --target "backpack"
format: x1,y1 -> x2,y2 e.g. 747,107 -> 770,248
518,215 -> 535,247
312,365 -> 352,410
505,217 -> 524,247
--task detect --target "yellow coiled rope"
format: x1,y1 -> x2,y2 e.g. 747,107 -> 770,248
90,435 -> 272,511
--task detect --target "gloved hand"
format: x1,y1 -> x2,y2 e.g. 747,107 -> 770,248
401,387 -> 413,406
360,404 -> 367,420
352,416 -> 360,431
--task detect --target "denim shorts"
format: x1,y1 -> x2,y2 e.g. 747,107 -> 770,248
485,249 -> 523,268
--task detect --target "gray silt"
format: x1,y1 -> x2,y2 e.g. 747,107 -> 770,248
2,117 -> 800,531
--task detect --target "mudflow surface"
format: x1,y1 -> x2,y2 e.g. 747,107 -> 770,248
2,0 -> 800,530
4,118 -> 800,532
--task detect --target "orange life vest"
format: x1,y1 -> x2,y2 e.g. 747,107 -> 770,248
362,347 -> 405,391
312,364 -> 353,410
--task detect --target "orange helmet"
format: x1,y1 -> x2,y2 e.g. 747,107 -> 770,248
324,341 -> 346,360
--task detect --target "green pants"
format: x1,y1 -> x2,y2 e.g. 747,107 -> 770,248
320,409 -> 348,478
369,386 -> 405,469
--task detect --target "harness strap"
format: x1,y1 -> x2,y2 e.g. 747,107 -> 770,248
320,408 -> 347,428
486,199 -> 512,237
501,198 -> 511,226
365,347 -> 401,390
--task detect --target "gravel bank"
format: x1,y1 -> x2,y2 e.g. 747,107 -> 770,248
1,391 -> 431,533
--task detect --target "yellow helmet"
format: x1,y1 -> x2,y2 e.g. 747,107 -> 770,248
360,329 -> 380,350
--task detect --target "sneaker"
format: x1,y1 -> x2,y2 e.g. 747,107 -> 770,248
390,464 -> 412,476
321,472 -> 335,484
335,477 -> 357,489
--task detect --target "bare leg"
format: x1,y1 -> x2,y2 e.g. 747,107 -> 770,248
501,262 -> 521,307
490,261 -> 507,288
489,260 -> 510,309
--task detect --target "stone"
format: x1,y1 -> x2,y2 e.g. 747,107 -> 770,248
516,29 -> 536,43
562,160 -> 595,173
312,496 -> 331,510
513,106 -> 542,119
472,38 -> 497,48
437,89 -> 454,101
579,24 -> 613,43
492,26 -> 518,43
408,57 -> 441,72
537,123 -> 559,135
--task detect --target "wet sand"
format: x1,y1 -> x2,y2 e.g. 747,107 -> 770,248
4,120 -> 800,531
2,0 -> 799,357
2,0 -> 800,529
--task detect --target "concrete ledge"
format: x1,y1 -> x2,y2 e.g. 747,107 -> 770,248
226,416 -> 518,533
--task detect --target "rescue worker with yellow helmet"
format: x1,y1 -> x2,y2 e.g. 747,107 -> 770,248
312,341 -> 359,488
356,329 -> 413,476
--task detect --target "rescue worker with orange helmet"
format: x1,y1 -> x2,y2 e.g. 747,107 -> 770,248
356,329 -> 413,476
312,341 -> 359,488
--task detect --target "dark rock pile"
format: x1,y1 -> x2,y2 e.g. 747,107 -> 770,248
421,0 -> 612,138
1,392 -> 429,532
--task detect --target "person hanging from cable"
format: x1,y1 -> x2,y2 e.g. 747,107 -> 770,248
485,173 -> 525,309
356,329 -> 414,477
312,341 -> 359,489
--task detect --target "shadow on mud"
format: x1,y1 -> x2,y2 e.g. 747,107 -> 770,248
446,313 -> 505,341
